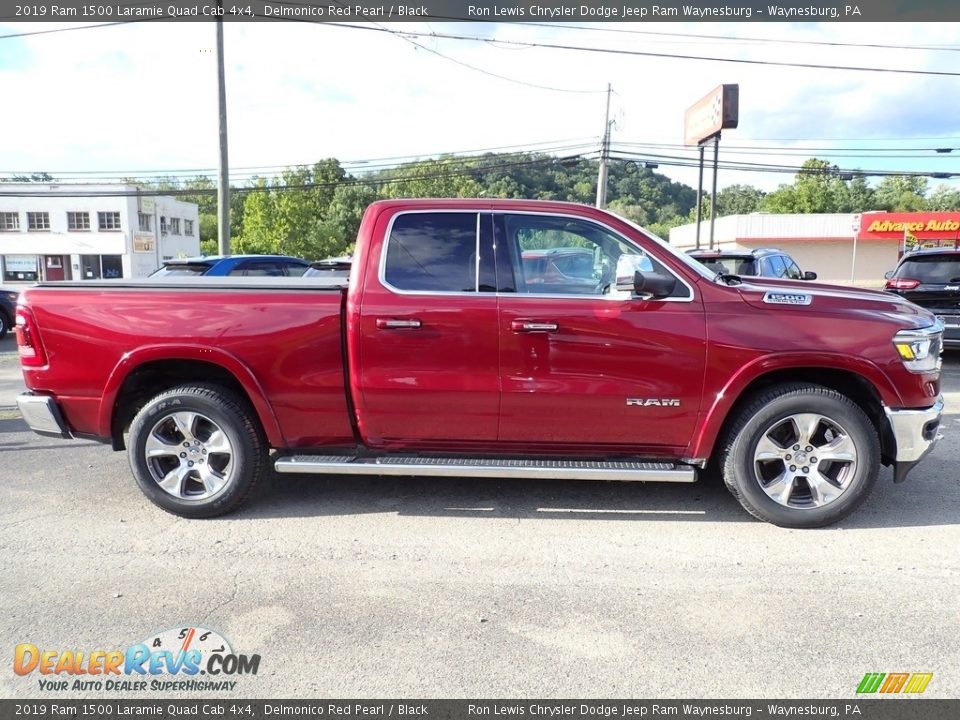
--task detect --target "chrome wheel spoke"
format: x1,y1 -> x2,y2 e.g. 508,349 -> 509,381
204,429 -> 231,455
761,472 -> 796,505
791,413 -> 822,447
806,470 -> 845,507
816,434 -> 856,463
756,434 -> 785,461
171,412 -> 198,442
199,467 -> 227,495
158,466 -> 191,498
145,432 -> 180,458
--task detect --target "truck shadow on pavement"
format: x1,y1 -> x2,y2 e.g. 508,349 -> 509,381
237,465 -> 959,530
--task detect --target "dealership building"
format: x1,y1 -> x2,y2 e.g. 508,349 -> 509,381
669,211 -> 960,287
0,184 -> 200,284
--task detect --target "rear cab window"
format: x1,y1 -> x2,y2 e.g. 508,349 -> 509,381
382,212 -> 482,293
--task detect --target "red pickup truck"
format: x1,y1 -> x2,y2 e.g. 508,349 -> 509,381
15,199 -> 944,527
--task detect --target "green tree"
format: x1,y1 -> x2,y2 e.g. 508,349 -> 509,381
873,175 -> 928,211
716,184 -> 765,215
927,184 -> 960,211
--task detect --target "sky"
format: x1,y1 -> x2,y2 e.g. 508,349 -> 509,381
1,19 -> 959,195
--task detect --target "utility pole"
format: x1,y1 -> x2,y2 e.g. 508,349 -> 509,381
215,0 -> 231,255
595,83 -> 612,209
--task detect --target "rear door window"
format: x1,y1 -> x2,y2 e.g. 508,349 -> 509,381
383,213 -> 478,293
896,255 -> 960,284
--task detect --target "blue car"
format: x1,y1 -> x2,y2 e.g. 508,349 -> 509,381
149,255 -> 311,278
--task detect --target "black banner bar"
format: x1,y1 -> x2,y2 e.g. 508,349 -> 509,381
0,0 -> 957,23
2,700 -> 960,720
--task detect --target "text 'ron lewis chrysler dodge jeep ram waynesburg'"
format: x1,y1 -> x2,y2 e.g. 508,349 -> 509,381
15,199 -> 944,527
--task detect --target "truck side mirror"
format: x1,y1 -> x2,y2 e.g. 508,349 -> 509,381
803,271 -> 818,281
615,255 -> 677,299
884,270 -> 894,279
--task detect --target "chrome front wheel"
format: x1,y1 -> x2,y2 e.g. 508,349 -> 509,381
720,383 -> 880,528
753,413 -> 858,509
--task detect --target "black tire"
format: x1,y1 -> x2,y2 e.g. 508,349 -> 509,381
0,311 -> 9,340
719,383 -> 880,528
127,384 -> 267,518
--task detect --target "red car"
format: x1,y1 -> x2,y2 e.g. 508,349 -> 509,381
15,199 -> 943,527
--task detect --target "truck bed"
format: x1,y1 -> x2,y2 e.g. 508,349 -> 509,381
19,278 -> 354,448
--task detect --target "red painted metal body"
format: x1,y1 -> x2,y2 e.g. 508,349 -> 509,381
18,199 -> 939,463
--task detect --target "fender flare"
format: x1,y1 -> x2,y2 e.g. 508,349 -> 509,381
98,344 -> 284,447
688,352 -> 900,460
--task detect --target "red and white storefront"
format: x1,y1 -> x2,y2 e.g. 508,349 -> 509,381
669,211 -> 960,287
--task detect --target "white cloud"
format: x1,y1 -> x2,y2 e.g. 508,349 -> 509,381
1,20 -> 959,193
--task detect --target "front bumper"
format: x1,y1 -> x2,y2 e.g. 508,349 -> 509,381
16,393 -> 71,439
884,397 -> 943,483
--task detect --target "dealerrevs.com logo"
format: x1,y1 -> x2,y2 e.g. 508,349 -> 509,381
13,626 -> 260,692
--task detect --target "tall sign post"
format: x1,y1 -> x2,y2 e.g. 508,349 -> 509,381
684,84 -> 739,249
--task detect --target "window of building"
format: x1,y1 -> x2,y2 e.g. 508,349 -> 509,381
138,212 -> 152,231
98,211 -> 121,231
184,219 -> 194,236
0,212 -> 19,231
160,216 -> 168,235
383,213 -> 479,293
67,211 -> 90,231
80,254 -> 123,280
169,218 -> 181,235
3,255 -> 39,282
27,212 -> 50,231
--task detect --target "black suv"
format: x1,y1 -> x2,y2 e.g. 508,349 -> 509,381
688,248 -> 817,281
885,248 -> 960,347
0,286 -> 18,340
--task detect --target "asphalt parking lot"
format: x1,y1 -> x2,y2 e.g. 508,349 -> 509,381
0,332 -> 958,700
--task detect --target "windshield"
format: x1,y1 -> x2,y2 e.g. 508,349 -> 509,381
896,255 -> 960,284
616,217 -> 717,281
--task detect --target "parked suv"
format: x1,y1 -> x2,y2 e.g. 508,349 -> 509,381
0,286 -> 18,340
150,255 -> 310,278
688,248 -> 817,281
885,247 -> 960,347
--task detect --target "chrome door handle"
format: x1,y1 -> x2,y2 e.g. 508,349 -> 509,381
376,318 -> 422,329
511,320 -> 559,333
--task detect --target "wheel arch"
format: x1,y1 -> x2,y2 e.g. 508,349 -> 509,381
100,346 -> 284,450
690,356 -> 898,466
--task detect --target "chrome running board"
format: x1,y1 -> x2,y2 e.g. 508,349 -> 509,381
274,455 -> 697,483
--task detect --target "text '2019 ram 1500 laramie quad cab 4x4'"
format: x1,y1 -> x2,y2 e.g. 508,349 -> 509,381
15,199 -> 944,527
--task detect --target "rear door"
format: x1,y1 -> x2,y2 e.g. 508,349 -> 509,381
494,212 -> 706,454
355,211 -> 500,446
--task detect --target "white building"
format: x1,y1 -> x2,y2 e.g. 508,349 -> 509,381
0,184 -> 200,284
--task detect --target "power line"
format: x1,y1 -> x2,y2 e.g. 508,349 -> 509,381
476,20 -> 960,53
315,22 -> 960,78
0,139 -> 599,177
323,0 -> 604,94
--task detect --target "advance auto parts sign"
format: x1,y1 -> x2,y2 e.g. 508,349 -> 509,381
859,212 -> 960,240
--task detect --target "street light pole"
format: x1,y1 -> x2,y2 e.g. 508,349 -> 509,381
215,1 -> 231,255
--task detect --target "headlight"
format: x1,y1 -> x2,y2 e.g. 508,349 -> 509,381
893,320 -> 944,373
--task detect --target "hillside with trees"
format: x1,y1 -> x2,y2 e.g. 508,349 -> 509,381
90,153 -> 960,260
